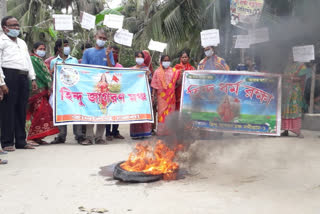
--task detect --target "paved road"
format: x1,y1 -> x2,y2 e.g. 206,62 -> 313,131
1,125 -> 320,214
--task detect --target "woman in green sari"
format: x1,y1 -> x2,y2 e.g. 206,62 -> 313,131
281,55 -> 310,138
26,42 -> 59,145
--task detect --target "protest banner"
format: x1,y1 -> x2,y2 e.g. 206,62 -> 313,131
293,45 -> 315,62
53,64 -> 153,125
200,29 -> 220,47
53,14 -> 73,31
148,39 -> 167,53
80,12 -> 96,30
114,29 -> 134,47
230,0 -> 264,27
181,71 -> 281,136
235,35 -> 251,48
103,14 -> 124,29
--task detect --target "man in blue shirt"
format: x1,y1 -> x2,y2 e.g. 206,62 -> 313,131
50,39 -> 86,145
81,29 -> 124,144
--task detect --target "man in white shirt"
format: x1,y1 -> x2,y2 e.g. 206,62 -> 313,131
0,16 -> 38,151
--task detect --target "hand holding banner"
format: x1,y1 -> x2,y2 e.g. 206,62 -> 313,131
201,29 -> 220,47
114,29 -> 134,47
53,14 -> 73,31
103,14 -> 124,29
80,12 -> 96,30
148,39 -> 167,53
293,45 -> 315,62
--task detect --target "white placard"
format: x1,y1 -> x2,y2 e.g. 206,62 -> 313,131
200,29 -> 220,47
81,12 -> 96,30
235,35 -> 250,49
103,14 -> 124,29
293,45 -> 315,62
249,27 -> 269,45
53,14 -> 73,31
148,39 -> 167,53
114,29 -> 133,47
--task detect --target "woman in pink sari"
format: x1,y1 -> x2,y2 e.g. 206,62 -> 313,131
151,55 -> 180,136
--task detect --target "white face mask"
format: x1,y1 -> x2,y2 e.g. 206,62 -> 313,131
63,46 -> 71,56
162,61 -> 171,69
36,50 -> 46,58
205,49 -> 214,57
6,28 -> 20,38
136,58 -> 144,65
96,39 -> 106,48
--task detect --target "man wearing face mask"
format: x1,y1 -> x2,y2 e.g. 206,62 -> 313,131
49,39 -> 85,145
0,16 -> 38,151
198,46 -> 230,71
50,39 -> 78,71
81,29 -> 124,144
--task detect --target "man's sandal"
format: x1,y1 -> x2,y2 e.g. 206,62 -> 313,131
3,146 -> 15,152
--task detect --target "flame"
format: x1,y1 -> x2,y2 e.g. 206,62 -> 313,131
120,140 -> 183,180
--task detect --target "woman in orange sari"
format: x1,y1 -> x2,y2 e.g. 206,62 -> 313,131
151,55 -> 180,136
175,51 -> 195,110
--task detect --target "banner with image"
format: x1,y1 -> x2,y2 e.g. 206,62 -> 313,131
53,64 -> 153,125
181,71 -> 282,136
230,0 -> 264,27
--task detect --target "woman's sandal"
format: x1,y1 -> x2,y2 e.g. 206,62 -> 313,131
27,140 -> 40,147
0,150 -> 8,155
23,144 -> 35,149
0,159 -> 8,165
3,146 -> 15,152
35,139 -> 50,145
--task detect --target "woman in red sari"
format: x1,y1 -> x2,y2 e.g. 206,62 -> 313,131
26,42 -> 59,145
151,55 -> 180,136
175,51 -> 195,110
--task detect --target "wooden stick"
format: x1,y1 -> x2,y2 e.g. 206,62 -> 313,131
309,63 -> 316,113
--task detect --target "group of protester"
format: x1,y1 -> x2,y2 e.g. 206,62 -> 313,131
0,16 -> 311,165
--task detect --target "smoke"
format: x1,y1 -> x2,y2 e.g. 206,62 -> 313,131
249,1 -> 320,72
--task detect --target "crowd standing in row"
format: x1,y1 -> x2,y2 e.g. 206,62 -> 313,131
0,16 -> 311,164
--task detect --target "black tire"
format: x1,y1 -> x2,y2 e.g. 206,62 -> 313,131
113,161 -> 163,183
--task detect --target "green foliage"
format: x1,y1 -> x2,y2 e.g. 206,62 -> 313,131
95,7 -> 124,26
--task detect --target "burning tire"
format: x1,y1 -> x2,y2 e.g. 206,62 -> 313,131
113,161 -> 163,183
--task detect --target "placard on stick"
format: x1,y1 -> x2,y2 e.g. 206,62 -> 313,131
249,27 -> 269,45
53,14 -> 73,31
103,14 -> 124,29
148,39 -> 167,53
293,45 -> 315,62
235,35 -> 250,49
114,29 -> 133,47
80,12 -> 96,30
200,29 -> 220,47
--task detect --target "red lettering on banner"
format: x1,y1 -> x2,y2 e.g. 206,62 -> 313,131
219,81 -> 242,96
187,84 -> 215,95
128,94 -> 137,102
87,92 -> 127,104
59,87 -> 85,107
137,93 -> 147,101
243,85 -> 274,105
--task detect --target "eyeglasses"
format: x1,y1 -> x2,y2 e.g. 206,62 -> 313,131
6,24 -> 20,27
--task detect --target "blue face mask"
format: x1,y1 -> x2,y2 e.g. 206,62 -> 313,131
36,50 -> 46,58
7,29 -> 20,38
63,47 -> 71,56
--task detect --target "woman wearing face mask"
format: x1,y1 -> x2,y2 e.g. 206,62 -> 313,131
151,55 -> 180,135
198,46 -> 230,71
26,42 -> 59,146
129,51 -> 152,139
175,51 -> 195,110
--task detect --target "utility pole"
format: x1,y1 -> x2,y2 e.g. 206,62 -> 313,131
0,0 -> 7,34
